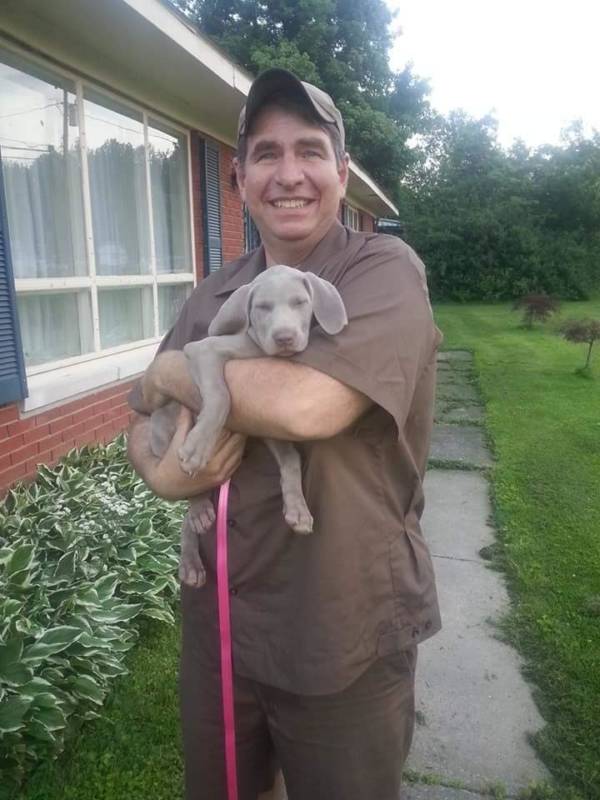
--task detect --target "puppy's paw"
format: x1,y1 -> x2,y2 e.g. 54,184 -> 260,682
177,446 -> 206,476
179,555 -> 207,588
178,431 -> 218,475
190,499 -> 216,534
283,501 -> 313,535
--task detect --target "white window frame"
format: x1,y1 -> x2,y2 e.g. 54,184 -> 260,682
1,39 -> 197,410
345,203 -> 360,231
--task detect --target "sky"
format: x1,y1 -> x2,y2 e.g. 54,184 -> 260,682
386,0 -> 600,149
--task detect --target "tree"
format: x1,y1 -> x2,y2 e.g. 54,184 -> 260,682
396,109 -> 600,301
171,0 -> 432,194
513,294 -> 560,329
560,319 -> 600,374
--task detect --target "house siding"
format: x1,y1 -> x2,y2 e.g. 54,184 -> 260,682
219,142 -> 245,262
361,213 -> 376,232
0,381 -> 134,492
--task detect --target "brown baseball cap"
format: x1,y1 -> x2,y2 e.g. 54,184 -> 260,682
238,68 -> 346,150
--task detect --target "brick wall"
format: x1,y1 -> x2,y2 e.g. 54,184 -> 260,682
0,382 -> 135,495
219,142 -> 245,262
361,212 -> 376,233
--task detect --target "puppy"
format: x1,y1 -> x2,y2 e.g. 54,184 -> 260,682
148,265 -> 347,587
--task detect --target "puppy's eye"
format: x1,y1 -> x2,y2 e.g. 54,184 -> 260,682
290,298 -> 308,308
254,302 -> 274,312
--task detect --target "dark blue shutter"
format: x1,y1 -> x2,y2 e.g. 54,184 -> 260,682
201,139 -> 222,275
340,202 -> 347,226
0,149 -> 28,406
244,206 -> 261,252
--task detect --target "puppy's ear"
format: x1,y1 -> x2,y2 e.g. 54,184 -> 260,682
303,274 -> 348,335
208,284 -> 253,335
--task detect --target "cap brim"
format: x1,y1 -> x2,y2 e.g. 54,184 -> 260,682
239,68 -> 336,136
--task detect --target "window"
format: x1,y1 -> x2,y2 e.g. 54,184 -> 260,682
344,203 -> 360,231
0,46 -> 195,374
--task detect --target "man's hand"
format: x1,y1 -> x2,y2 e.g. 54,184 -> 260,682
128,406 -> 246,501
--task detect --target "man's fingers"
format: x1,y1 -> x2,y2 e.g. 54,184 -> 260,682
213,432 -> 246,464
205,432 -> 246,482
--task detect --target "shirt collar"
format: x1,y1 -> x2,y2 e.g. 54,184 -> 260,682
214,245 -> 267,297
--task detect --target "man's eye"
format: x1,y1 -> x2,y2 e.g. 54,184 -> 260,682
302,150 -> 322,159
256,152 -> 276,161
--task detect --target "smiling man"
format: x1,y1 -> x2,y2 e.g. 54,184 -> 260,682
128,69 -> 442,800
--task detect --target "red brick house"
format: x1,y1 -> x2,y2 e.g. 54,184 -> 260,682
0,0 -> 398,494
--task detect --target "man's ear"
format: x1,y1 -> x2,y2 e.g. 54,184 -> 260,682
233,157 -> 246,202
339,152 -> 350,194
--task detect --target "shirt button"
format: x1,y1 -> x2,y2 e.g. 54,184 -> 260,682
229,587 -> 238,596
227,519 -> 237,528
411,627 -> 420,638
425,620 -> 432,631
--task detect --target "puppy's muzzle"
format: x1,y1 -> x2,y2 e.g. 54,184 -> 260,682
272,328 -> 298,351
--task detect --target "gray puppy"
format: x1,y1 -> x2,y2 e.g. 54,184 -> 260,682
150,265 -> 347,587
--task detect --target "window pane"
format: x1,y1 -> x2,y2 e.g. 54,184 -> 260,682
98,287 -> 153,348
84,90 -> 150,276
158,283 -> 191,334
17,292 -> 93,366
149,120 -> 192,273
0,49 -> 87,279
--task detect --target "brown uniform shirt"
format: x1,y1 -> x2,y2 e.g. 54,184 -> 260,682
156,221 -> 441,695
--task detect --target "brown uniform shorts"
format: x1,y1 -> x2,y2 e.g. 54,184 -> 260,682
180,590 -> 417,800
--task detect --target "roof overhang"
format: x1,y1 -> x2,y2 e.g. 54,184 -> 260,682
1,0 -> 398,217
347,158 -> 399,217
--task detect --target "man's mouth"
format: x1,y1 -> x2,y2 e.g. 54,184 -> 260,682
271,199 -> 313,209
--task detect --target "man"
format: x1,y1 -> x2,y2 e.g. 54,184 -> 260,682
128,68 -> 442,800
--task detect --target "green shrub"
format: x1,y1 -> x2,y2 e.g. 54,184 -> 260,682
0,436 -> 184,795
513,294 -> 561,328
560,317 -> 600,374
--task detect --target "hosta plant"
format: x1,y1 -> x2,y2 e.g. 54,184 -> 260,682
0,435 -> 185,796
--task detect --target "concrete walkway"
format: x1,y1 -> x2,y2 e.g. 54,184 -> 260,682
405,351 -> 549,799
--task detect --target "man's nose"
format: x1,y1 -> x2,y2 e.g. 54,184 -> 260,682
274,154 -> 304,186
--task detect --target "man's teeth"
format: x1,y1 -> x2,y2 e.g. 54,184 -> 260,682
273,199 -> 310,208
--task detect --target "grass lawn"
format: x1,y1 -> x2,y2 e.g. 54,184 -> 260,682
433,299 -> 600,800
18,620 -> 183,800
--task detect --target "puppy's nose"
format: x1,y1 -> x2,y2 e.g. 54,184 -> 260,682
273,329 -> 296,349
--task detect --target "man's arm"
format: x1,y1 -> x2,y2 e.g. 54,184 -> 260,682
225,358 -> 371,440
132,350 -> 371,441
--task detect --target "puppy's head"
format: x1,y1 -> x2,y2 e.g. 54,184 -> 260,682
209,265 -> 347,356
249,267 -> 313,356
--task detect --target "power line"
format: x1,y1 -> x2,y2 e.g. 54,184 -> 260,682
0,101 -> 63,120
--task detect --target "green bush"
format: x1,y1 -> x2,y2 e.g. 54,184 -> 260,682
0,436 -> 184,796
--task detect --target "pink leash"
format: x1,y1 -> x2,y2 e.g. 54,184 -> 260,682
216,479 -> 239,800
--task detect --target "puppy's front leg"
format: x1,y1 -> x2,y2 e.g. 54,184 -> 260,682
178,335 -> 260,474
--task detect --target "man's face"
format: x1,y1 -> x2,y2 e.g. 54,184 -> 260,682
235,107 -> 349,257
